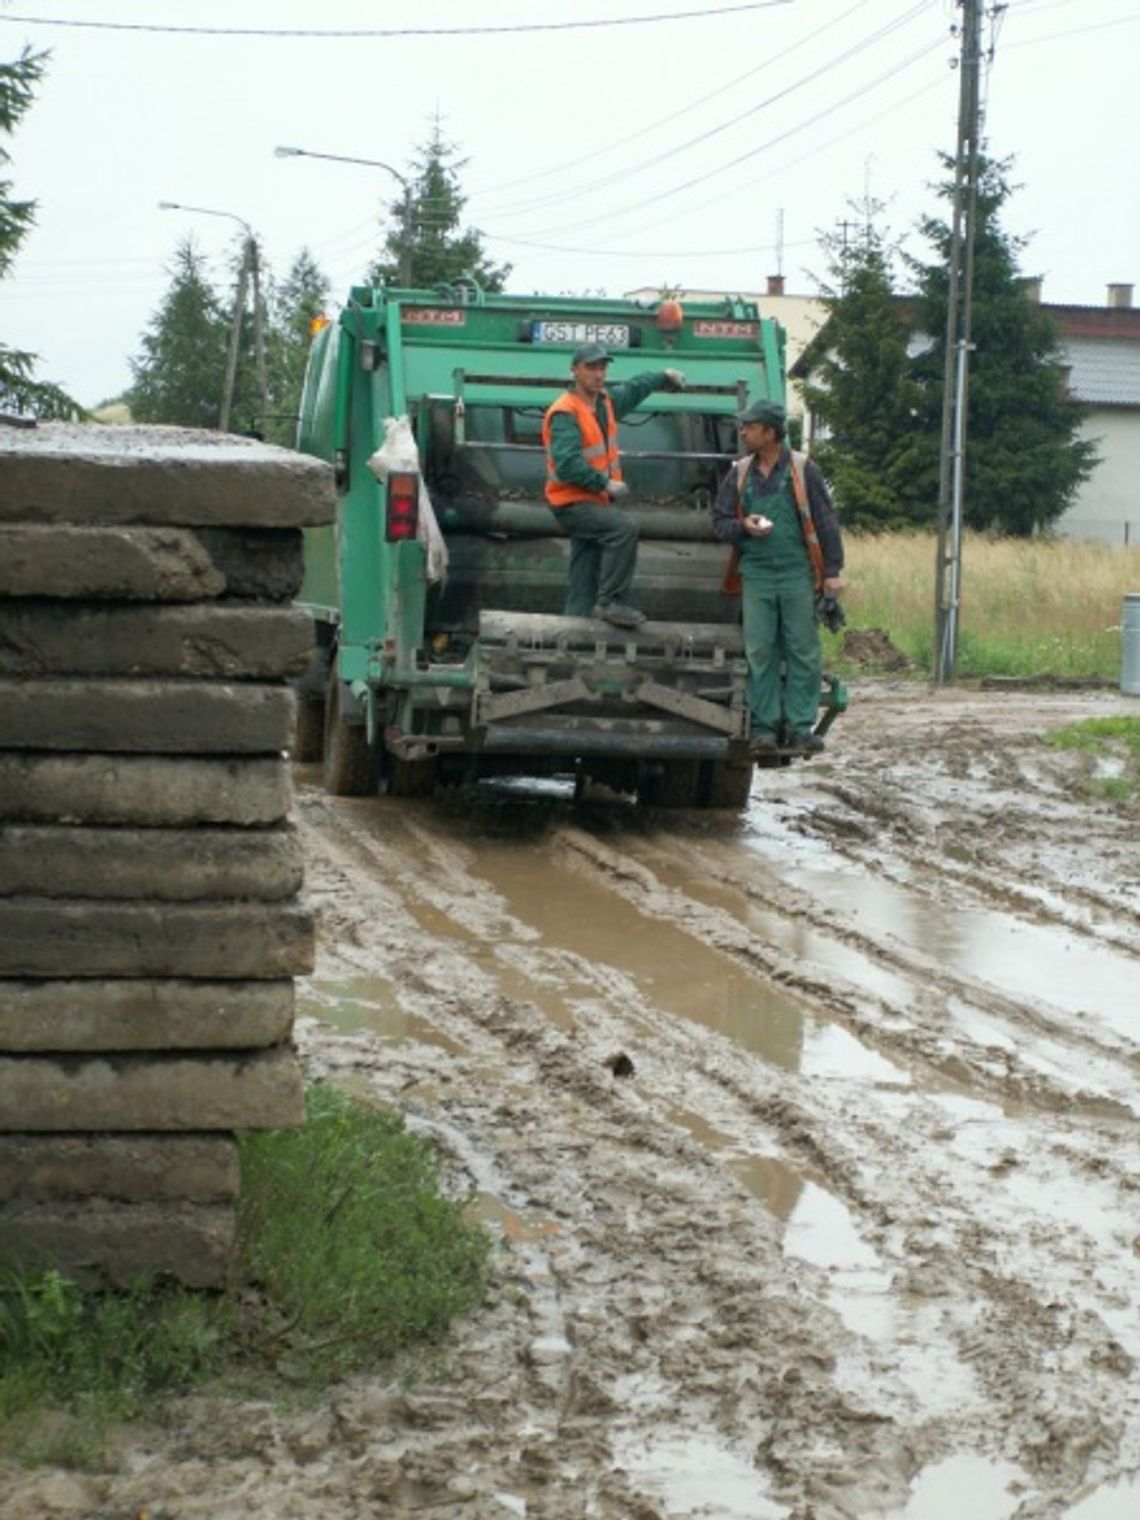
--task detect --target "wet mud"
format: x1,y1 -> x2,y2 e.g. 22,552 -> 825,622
4,683 -> 1138,1519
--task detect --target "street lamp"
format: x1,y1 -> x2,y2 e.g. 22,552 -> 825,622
158,200 -> 267,434
274,145 -> 413,287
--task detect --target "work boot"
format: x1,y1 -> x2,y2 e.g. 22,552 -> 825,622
750,728 -> 779,753
594,601 -> 646,629
787,729 -> 825,754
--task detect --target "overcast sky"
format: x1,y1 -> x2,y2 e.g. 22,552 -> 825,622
2,0 -> 1137,407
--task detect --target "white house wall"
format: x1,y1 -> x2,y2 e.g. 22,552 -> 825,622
1056,409 -> 1140,546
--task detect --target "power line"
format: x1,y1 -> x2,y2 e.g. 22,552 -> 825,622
484,68 -> 948,256
476,0 -> 933,219
0,3 -> 793,39
464,0 -> 878,203
512,32 -> 950,240
1002,11 -> 1140,48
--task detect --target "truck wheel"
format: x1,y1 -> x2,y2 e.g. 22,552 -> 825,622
293,694 -> 325,763
323,681 -> 380,797
642,759 -> 702,808
700,759 -> 754,810
384,755 -> 437,799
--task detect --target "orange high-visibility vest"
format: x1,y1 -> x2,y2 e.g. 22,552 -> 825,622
722,449 -> 824,595
541,390 -> 623,508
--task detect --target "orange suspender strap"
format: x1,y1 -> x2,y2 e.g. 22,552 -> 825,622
721,451 -> 824,595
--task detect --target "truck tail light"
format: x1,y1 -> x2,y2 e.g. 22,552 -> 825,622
385,471 -> 419,541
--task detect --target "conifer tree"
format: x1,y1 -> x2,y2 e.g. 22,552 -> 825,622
368,121 -> 510,292
264,247 -> 330,445
1,47 -> 82,418
800,204 -> 925,529
907,154 -> 1096,535
125,239 -> 229,428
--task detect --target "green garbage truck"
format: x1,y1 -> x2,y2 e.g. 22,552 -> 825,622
293,283 -> 844,808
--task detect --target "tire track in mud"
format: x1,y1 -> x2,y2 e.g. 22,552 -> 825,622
289,765 -> 1140,1518
294,791 -> 934,1517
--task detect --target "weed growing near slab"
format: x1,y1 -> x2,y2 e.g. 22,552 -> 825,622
832,531 -> 1140,679
238,1082 -> 491,1379
1045,716 -> 1140,804
0,1084 -> 492,1463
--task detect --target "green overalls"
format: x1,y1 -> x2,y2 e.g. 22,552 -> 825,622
738,460 -> 822,736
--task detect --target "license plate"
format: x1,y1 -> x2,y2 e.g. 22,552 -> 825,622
531,321 -> 630,348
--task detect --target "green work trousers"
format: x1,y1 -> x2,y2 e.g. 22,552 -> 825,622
552,500 -> 639,616
739,560 -> 821,734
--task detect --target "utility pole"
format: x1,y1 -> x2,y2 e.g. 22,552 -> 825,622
249,236 -> 269,430
220,238 -> 252,435
933,0 -> 984,683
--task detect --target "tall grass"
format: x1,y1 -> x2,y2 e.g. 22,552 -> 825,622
831,531 -> 1140,678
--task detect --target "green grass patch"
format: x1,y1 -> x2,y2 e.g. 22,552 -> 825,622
0,1083 -> 492,1463
1044,716 -> 1140,805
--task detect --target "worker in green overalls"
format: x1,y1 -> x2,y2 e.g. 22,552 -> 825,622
713,400 -> 844,752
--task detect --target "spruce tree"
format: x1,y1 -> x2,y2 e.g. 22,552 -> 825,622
800,205 -> 925,530
368,121 -> 510,292
126,238 -> 229,428
1,47 -> 82,418
907,154 -> 1096,536
264,247 -> 330,446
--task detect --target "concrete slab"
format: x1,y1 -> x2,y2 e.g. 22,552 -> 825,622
0,423 -> 335,528
0,753 -> 293,825
0,679 -> 295,753
0,1200 -> 236,1287
0,824 -> 304,901
0,977 -> 295,1051
0,604 -> 314,679
0,1134 -> 239,1203
0,899 -> 314,978
0,1045 -> 304,1131
0,524 -> 305,601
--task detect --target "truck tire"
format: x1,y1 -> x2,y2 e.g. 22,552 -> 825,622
323,680 -> 380,797
642,759 -> 702,808
384,755 -> 437,799
293,694 -> 325,763
700,759 -> 754,811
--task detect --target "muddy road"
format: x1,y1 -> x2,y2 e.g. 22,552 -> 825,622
7,683 -> 1139,1520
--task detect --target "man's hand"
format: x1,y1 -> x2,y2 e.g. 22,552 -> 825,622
823,575 -> 844,594
606,479 -> 630,501
663,368 -> 686,391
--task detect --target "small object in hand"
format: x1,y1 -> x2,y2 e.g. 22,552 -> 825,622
748,514 -> 772,534
816,592 -> 846,633
606,479 -> 630,500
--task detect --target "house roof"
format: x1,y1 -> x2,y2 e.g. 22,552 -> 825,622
1064,337 -> 1140,407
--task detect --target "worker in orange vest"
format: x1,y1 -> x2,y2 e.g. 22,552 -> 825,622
542,343 -> 684,628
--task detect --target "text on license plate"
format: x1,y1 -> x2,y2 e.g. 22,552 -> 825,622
531,321 -> 630,348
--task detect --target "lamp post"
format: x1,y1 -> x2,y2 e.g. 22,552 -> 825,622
274,145 -> 413,287
158,201 -> 268,434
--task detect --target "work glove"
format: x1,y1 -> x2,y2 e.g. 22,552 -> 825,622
816,592 -> 846,634
606,479 -> 630,501
663,368 -> 686,391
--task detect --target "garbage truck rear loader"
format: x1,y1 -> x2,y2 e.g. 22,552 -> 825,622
294,286 -> 844,808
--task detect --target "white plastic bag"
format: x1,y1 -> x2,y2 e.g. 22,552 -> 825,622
365,415 -> 449,584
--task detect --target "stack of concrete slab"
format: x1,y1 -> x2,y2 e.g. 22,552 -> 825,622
0,423 -> 333,1287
